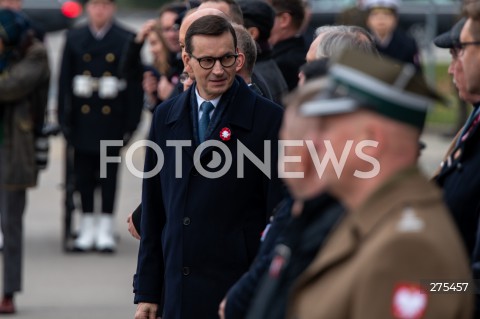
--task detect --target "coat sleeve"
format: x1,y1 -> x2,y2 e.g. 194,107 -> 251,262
57,32 -> 74,136
120,33 -> 144,135
134,108 -> 166,308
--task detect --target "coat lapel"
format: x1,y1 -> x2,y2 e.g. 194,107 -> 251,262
199,77 -> 256,160
162,77 -> 258,163
164,91 -> 196,159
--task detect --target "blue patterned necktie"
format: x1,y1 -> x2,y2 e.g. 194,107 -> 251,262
198,101 -> 215,142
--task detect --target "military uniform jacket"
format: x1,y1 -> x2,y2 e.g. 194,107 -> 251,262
134,77 -> 284,319
57,22 -> 143,153
287,167 -> 473,319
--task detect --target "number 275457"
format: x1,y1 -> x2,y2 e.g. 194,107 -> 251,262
429,282 -> 469,293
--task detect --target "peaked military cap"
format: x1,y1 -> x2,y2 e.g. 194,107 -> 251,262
300,49 -> 442,130
433,18 -> 466,49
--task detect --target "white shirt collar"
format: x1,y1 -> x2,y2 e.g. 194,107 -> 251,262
89,22 -> 113,40
195,88 -> 221,118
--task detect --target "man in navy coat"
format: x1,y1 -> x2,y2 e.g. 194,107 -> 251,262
133,15 -> 284,319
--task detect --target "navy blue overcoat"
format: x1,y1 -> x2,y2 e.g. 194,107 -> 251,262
135,77 -> 284,319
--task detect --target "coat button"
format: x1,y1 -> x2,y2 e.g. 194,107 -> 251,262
183,217 -> 191,226
83,53 -> 91,62
81,104 -> 90,114
106,53 -> 115,62
182,267 -> 190,276
102,105 -> 111,115
103,71 -> 112,77
83,70 -> 91,76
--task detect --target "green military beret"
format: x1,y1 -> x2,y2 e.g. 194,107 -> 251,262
300,49 -> 442,130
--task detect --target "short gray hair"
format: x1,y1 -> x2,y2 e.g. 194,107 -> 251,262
314,25 -> 378,59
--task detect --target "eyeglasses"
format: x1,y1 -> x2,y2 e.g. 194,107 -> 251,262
189,53 -> 238,70
454,41 -> 480,57
449,47 -> 460,59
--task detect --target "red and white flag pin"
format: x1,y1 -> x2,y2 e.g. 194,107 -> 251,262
220,127 -> 232,141
392,283 -> 428,319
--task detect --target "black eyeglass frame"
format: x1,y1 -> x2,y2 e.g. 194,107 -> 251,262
453,41 -> 480,56
188,53 -> 239,70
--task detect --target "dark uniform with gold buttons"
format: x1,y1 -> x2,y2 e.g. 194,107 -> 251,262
57,19 -> 143,220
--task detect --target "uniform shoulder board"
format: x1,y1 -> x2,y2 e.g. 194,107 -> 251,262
396,207 -> 424,233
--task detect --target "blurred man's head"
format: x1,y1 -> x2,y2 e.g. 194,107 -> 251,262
86,0 -> 116,30
0,0 -> 21,11
434,18 -> 480,103
198,0 -> 243,24
269,0 -> 305,46
158,3 -> 186,53
459,3 -> 480,95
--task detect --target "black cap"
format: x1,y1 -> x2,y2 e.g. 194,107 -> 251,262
238,0 -> 275,40
433,18 -> 466,49
299,58 -> 330,82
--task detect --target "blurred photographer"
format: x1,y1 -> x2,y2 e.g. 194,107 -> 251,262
0,9 -> 50,313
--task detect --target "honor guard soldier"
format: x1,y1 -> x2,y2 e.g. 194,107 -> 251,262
57,0 -> 143,252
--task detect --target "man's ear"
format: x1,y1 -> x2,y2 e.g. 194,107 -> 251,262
361,121 -> 384,158
247,27 -> 260,41
278,12 -> 292,29
235,51 -> 245,73
182,51 -> 193,74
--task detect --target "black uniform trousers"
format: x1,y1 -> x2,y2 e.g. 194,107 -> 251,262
73,148 -> 120,214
